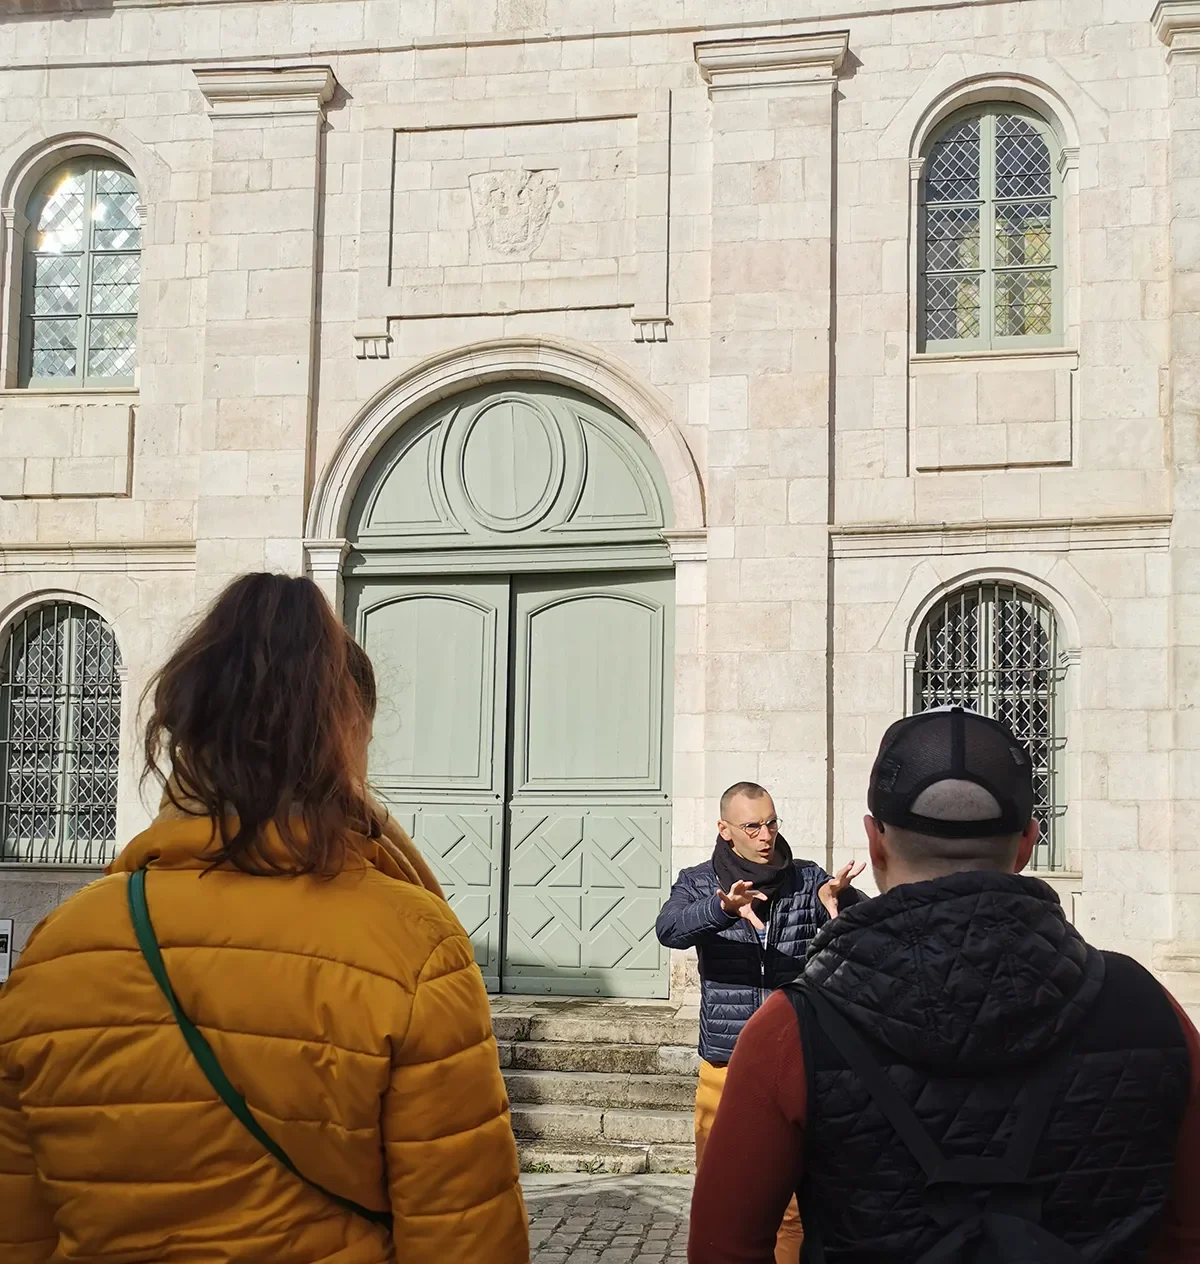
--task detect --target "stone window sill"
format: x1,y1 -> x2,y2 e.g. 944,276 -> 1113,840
911,347 -> 1078,373
0,386 -> 138,399
0,862 -> 107,872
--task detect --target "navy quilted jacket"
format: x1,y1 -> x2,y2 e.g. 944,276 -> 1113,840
795,871 -> 1193,1262
656,841 -> 856,1064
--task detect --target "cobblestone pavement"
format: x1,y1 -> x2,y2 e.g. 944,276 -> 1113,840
523,1174 -> 693,1262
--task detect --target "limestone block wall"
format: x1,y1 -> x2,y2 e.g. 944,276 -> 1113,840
0,0 -> 1194,1006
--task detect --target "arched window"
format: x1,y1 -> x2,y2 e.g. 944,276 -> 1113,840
913,582 -> 1067,870
0,603 -> 122,864
20,158 -> 140,387
920,105 -> 1060,351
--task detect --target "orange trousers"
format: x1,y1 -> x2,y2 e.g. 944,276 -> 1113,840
694,1058 -> 803,1264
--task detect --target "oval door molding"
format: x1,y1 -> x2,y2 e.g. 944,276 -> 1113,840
308,335 -> 704,543
451,393 -> 567,533
345,380 -> 670,552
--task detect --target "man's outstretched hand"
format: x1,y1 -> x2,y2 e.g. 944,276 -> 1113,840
817,859 -> 866,920
718,879 -> 768,932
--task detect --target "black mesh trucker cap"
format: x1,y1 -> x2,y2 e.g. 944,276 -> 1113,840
867,706 -> 1034,839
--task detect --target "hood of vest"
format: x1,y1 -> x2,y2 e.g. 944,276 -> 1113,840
804,870 -> 1105,1074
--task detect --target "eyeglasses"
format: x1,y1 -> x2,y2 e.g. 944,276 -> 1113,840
739,817 -> 781,838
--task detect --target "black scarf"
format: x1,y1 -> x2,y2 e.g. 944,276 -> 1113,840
711,832 -> 794,907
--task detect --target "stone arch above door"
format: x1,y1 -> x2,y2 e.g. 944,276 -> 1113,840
306,336 -> 704,550
346,381 -> 671,554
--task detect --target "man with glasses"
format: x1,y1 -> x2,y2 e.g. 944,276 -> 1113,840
655,781 -> 863,1264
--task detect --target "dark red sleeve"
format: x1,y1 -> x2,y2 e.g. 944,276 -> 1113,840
688,990 -> 807,1264
1146,994 -> 1200,1264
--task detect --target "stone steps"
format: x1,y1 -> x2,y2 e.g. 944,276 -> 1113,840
500,1039 -> 699,1075
510,1103 -> 693,1145
515,1140 -> 696,1176
505,1068 -> 698,1110
493,1005 -> 699,1048
492,997 -> 699,1177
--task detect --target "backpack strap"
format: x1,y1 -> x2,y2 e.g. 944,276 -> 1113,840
791,983 -> 947,1179
127,868 -> 393,1230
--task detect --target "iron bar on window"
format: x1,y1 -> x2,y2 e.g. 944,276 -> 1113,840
0,604 -> 122,864
913,582 -> 1067,871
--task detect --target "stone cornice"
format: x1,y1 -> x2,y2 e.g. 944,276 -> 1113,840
193,66 -> 337,120
663,528 -> 707,563
1154,1 -> 1200,55
829,515 -> 1171,559
0,542 -> 196,573
695,31 -> 849,93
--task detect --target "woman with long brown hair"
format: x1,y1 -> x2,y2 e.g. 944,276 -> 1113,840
0,573 -> 528,1264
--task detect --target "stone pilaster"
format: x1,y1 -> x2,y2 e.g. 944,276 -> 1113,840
1155,1 -> 1200,1009
695,31 -> 847,858
193,66 -> 336,599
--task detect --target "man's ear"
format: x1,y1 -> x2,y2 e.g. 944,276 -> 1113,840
1013,818 -> 1039,874
717,819 -> 733,843
864,815 -> 886,874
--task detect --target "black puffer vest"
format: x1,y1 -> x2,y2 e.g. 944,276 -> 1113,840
796,872 -> 1192,1264
655,844 -> 849,1063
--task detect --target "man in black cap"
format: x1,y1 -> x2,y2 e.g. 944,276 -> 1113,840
689,707 -> 1200,1264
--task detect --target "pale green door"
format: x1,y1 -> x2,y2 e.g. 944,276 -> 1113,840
503,572 -> 673,998
350,571 -> 672,998
345,578 -> 509,991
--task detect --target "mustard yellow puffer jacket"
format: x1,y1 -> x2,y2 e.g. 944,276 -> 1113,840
0,816 -> 529,1264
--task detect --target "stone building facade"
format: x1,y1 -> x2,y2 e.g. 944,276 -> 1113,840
0,0 -> 1198,1013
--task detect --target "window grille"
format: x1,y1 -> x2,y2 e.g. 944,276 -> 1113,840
913,582 -> 1067,871
0,604 -> 122,864
20,159 -> 141,388
920,106 -> 1060,351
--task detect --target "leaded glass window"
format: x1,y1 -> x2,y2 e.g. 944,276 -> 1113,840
0,604 -> 122,864
920,107 -> 1060,351
913,583 -> 1067,871
20,160 -> 140,387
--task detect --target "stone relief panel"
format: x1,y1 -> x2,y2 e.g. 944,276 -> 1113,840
468,168 -> 559,256
354,92 -> 671,355
390,116 -> 638,309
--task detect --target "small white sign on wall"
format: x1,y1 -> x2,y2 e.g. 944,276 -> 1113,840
0,918 -> 12,984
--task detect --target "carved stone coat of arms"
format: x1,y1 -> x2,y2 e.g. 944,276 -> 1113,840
468,168 -> 559,256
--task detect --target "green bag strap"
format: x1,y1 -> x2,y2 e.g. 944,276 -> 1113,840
127,868 -> 393,1230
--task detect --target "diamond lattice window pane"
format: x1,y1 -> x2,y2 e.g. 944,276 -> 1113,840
92,167 -> 141,251
34,172 -> 85,253
85,316 -> 136,379
925,205 -> 981,272
22,163 -> 141,387
30,317 -> 78,378
996,270 -> 1053,337
996,202 -> 1052,267
31,253 -> 82,316
90,254 -> 140,315
995,115 -> 1052,199
925,273 -> 981,340
925,117 -> 981,203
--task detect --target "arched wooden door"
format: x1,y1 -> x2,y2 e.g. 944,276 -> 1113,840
343,383 -> 674,998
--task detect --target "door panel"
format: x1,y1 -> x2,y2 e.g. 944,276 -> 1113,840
521,593 -> 661,786
347,579 -> 508,991
504,573 -> 672,998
